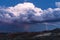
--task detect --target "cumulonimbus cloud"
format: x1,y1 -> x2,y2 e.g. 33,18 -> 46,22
0,2 -> 60,24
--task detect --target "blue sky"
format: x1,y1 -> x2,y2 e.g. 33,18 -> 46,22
0,0 -> 60,9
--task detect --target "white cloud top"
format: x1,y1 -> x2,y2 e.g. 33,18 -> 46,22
0,2 -> 60,23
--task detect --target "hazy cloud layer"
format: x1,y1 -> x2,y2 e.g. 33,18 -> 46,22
55,2 -> 60,7
0,2 -> 60,24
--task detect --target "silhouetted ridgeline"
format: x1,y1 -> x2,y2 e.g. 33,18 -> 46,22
0,28 -> 59,40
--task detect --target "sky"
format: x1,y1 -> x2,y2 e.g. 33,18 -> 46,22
0,0 -> 60,9
0,0 -> 60,32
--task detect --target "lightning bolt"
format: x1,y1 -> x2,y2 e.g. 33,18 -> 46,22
44,23 -> 48,31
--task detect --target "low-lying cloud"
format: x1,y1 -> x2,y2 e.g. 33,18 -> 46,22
0,2 -> 60,24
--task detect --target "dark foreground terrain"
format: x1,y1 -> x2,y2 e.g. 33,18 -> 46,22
0,28 -> 60,40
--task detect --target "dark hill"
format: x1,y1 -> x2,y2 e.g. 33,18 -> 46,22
0,28 -> 59,40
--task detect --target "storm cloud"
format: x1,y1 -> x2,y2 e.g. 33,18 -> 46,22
0,2 -> 60,24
